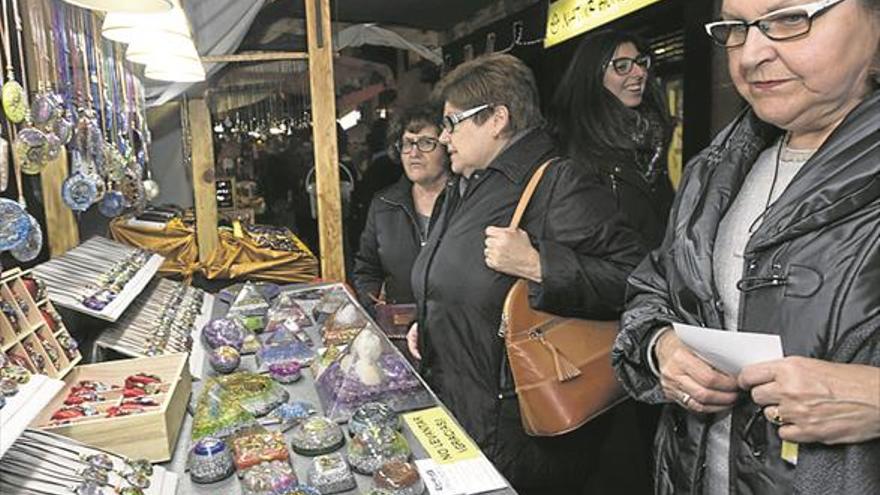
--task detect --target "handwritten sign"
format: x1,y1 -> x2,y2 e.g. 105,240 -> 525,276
403,407 -> 480,464
545,0 -> 664,48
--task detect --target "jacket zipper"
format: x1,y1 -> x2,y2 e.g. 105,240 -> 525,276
379,196 -> 427,246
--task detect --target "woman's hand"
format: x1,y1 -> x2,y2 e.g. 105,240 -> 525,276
406,323 -> 421,360
484,226 -> 542,282
655,329 -> 739,413
739,357 -> 880,444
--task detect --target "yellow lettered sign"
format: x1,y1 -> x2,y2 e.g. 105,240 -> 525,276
403,407 -> 480,464
545,0 -> 664,48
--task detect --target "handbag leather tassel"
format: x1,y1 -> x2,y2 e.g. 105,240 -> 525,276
537,336 -> 582,382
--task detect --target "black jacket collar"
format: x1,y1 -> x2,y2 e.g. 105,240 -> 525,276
486,128 -> 558,184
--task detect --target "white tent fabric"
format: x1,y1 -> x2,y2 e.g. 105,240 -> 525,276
144,0 -> 267,106
335,23 -> 442,65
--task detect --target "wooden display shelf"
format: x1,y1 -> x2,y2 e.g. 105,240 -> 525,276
0,269 -> 82,378
34,353 -> 192,463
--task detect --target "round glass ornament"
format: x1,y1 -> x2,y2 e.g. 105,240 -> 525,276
0,198 -> 31,250
98,190 -> 126,218
10,213 -> 43,262
209,346 -> 241,374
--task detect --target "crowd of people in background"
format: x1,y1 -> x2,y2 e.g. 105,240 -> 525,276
350,0 -> 880,493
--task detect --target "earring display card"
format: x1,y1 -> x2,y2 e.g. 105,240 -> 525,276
1,268 -> 82,379
31,236 -> 165,322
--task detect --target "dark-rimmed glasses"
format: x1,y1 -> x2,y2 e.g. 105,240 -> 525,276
395,136 -> 440,154
607,53 -> 652,76
704,0 -> 847,47
442,104 -> 490,134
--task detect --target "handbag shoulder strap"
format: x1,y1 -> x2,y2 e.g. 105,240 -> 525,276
509,158 -> 556,229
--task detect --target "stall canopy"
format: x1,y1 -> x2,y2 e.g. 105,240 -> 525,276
143,0 -> 502,106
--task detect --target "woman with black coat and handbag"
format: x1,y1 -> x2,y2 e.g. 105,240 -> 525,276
406,53 -> 647,494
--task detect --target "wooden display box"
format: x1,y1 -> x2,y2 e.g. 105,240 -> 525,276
1,268 -> 81,378
32,353 -> 192,462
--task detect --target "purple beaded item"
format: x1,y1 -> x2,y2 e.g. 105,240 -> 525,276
268,361 -> 302,384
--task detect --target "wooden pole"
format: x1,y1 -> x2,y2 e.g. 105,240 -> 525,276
305,0 -> 345,282
201,51 -> 308,63
39,149 -> 79,256
187,98 -> 219,262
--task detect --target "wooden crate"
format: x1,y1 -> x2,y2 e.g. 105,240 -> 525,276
1,268 -> 81,378
32,353 -> 192,462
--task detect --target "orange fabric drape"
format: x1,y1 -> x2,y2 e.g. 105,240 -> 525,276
110,219 -> 319,283
110,218 -> 200,278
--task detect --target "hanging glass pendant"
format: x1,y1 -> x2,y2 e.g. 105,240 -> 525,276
0,198 -> 31,250
142,178 -> 159,201
104,146 -> 126,181
31,91 -> 60,126
62,173 -> 98,212
98,190 -> 125,217
1,76 -> 28,124
53,110 -> 75,144
10,213 -> 42,262
15,127 -> 49,175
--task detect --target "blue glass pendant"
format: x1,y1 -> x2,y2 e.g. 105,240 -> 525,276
10,214 -> 43,262
0,198 -> 31,250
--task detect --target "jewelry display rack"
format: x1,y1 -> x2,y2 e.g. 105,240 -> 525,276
94,278 -> 214,374
1,429 -> 179,495
32,353 -> 192,463
0,374 -> 65,457
31,236 -> 165,322
1,268 -> 82,379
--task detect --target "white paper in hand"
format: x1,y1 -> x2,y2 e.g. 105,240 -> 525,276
673,323 -> 783,375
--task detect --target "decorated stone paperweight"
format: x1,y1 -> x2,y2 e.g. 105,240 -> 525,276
290,415 -> 346,456
227,282 -> 271,333
347,425 -> 411,475
307,452 -> 356,494
187,437 -> 235,484
348,401 -> 400,438
373,460 -> 426,495
240,460 -> 298,495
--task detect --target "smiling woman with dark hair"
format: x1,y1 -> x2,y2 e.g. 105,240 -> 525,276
612,0 -> 880,493
549,29 -> 674,249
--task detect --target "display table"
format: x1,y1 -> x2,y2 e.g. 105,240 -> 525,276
164,284 -> 516,495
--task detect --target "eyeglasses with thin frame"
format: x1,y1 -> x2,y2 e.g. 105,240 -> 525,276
442,104 -> 490,134
704,0 -> 847,47
395,136 -> 440,154
606,53 -> 652,76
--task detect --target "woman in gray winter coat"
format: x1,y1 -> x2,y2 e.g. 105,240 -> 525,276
612,0 -> 880,493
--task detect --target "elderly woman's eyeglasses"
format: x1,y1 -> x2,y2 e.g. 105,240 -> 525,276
442,104 -> 490,134
704,0 -> 847,47
395,136 -> 440,154
607,53 -> 652,76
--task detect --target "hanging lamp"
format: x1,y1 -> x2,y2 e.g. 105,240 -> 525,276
101,0 -> 188,43
62,0 -> 172,14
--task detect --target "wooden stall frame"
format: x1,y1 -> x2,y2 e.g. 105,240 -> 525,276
305,0 -> 345,282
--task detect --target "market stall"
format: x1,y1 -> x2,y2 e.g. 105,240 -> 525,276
0,0 -> 529,493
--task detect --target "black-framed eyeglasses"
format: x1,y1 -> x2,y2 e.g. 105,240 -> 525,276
607,53 -> 652,76
704,0 -> 847,47
442,104 -> 490,134
395,136 -> 440,154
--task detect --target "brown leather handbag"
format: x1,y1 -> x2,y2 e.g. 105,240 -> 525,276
499,160 -> 626,437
